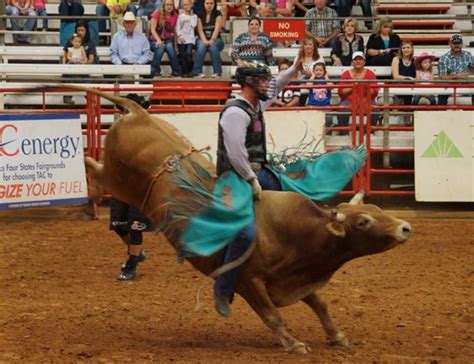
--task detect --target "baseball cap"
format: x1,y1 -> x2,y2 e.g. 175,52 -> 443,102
352,51 -> 365,60
450,34 -> 463,44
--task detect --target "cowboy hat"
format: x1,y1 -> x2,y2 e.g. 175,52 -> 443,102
415,52 -> 436,68
118,11 -> 142,29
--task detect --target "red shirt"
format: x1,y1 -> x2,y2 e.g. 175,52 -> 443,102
338,68 -> 379,103
151,11 -> 178,41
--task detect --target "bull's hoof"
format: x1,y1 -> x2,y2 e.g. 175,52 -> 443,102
327,331 -> 350,348
288,342 -> 312,354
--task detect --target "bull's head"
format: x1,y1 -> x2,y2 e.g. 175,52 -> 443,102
325,191 -> 412,255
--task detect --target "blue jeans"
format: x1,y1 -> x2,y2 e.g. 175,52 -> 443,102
334,0 -> 373,28
214,223 -> 257,299
35,8 -> 48,29
7,6 -> 37,42
137,0 -> 161,18
337,100 -> 378,135
96,3 -> 137,32
214,167 -> 281,299
58,0 -> 84,23
150,39 -> 181,76
192,38 -> 224,75
413,95 -> 436,106
179,43 -> 194,75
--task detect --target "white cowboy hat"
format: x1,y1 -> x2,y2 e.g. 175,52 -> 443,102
117,11 -> 142,30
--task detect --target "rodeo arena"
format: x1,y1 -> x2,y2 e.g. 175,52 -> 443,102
1,0 -> 473,361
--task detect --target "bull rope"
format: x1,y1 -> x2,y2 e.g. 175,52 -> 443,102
140,145 -> 211,211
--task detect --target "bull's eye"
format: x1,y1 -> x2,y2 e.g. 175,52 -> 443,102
357,215 -> 373,230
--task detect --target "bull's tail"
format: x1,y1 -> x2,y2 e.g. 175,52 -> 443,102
84,156 -> 105,202
16,84 -> 144,115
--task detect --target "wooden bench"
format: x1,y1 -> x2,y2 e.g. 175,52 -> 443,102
229,65 -> 393,77
0,45 -> 111,63
273,46 -> 474,61
377,5 -> 451,14
150,80 -> 231,105
0,63 -> 151,80
393,20 -> 455,29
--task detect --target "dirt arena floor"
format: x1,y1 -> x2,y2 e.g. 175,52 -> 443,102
0,208 -> 473,363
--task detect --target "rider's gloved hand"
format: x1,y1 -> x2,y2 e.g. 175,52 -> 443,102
250,178 -> 262,200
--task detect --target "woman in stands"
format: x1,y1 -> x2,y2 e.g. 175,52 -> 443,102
150,0 -> 181,77
62,20 -> 98,104
331,17 -> 364,67
297,36 -> 323,105
192,0 -> 224,78
391,40 -> 416,107
366,16 -> 401,67
337,51 -> 379,134
231,16 -> 274,66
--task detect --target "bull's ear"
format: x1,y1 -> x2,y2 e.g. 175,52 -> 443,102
326,222 -> 346,237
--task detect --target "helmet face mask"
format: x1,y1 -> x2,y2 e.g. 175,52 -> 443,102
235,62 -> 273,101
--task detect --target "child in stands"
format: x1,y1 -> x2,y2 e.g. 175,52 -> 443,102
307,61 -> 332,106
33,0 -> 48,30
66,33 -> 87,64
413,52 -> 437,106
271,60 -> 301,107
176,0 -> 197,77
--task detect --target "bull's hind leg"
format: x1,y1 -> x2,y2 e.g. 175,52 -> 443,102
302,293 -> 350,347
242,281 -> 312,354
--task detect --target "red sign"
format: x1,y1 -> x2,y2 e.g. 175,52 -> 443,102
263,19 -> 306,42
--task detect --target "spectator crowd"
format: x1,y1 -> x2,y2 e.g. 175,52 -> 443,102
3,0 -> 473,113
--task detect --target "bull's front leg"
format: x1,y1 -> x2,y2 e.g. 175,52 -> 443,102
241,280 -> 312,354
302,292 -> 350,348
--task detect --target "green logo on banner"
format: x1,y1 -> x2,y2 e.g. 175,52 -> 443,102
421,130 -> 463,158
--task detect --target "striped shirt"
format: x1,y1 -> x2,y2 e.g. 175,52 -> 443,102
231,32 -> 275,65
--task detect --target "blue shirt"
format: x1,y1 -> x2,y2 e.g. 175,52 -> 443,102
307,80 -> 331,106
110,30 -> 151,65
438,50 -> 473,77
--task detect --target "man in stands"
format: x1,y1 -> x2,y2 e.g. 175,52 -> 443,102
438,34 -> 474,105
305,0 -> 340,48
6,0 -> 37,44
110,12 -> 150,68
96,0 -> 137,44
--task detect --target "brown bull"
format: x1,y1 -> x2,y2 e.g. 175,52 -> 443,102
82,88 -> 412,354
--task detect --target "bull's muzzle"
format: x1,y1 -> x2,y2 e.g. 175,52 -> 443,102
397,221 -> 412,241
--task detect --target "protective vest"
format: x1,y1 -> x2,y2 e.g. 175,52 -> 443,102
216,99 -> 267,176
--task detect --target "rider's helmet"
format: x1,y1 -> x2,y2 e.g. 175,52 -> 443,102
235,61 -> 273,101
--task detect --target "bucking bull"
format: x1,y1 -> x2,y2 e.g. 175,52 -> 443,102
79,87 -> 412,354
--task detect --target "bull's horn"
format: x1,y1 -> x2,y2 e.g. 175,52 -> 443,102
330,209 -> 346,222
349,190 -> 365,205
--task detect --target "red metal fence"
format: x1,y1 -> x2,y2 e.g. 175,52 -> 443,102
1,82 -> 472,197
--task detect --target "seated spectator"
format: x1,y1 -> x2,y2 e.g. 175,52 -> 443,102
413,52 -> 436,106
110,12 -> 150,65
293,0 -> 315,18
137,0 -> 162,18
96,0 -> 137,37
337,51 -> 379,134
332,0 -> 374,30
193,0 -> 224,78
59,0 -> 84,24
438,34 -> 474,106
231,16 -> 274,66
221,0 -> 247,26
331,17 -> 364,66
391,40 -> 415,106
33,0 -> 48,31
366,16 -> 401,67
62,20 -> 98,104
272,60 -> 301,107
149,0 -> 181,77
176,0 -> 197,77
305,0 -> 340,48
6,0 -> 37,44
254,0 -> 294,18
66,33 -> 87,64
297,36 -> 324,104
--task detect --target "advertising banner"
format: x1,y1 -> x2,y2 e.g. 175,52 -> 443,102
414,110 -> 473,202
0,114 -> 88,209
263,19 -> 306,42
